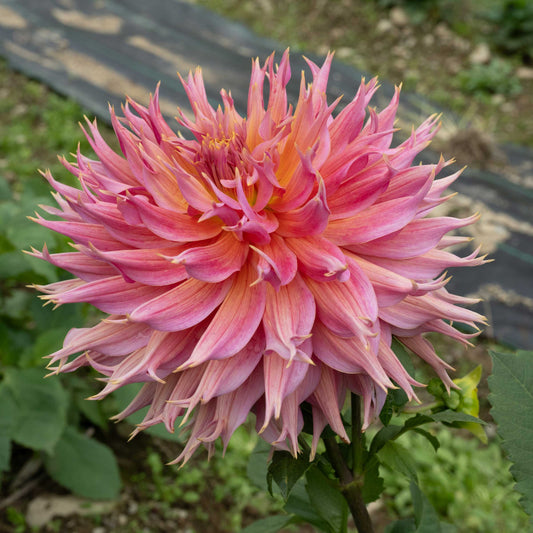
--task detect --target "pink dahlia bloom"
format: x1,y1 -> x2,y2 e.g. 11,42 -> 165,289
32,51 -> 486,462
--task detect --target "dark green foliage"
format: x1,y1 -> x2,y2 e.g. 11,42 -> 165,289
489,350 -> 533,525
485,0 -> 533,61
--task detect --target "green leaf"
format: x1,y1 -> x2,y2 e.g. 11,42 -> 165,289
0,176 -> 11,201
0,384 -> 18,471
267,450 -> 311,500
410,482 -> 441,533
385,519 -> 416,533
392,338 -> 416,376
380,386 -> 409,426
429,410 -> 486,425
247,440 -> 271,491
74,394 -> 108,430
240,515 -> 293,533
378,441 -> 418,482
3,367 -> 68,453
20,327 -> 70,368
489,350 -> 533,522
362,457 -> 385,503
305,466 -> 348,533
411,428 -> 440,453
284,481 -> 332,531
370,424 -> 403,456
44,427 -> 122,500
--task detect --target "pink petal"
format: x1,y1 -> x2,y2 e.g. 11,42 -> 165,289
251,233 -> 298,288
122,194 -> 221,242
128,277 -> 233,331
304,257 -> 378,341
170,232 -> 249,283
285,236 -> 349,282
84,244 -> 189,285
263,274 -> 315,363
41,276 -> 168,314
180,262 -> 267,367
276,178 -> 330,237
262,352 -> 310,427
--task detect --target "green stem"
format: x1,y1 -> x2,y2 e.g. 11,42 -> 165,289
323,394 -> 374,533
352,394 -> 363,478
402,401 -> 440,414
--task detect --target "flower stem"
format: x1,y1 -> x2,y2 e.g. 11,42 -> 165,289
323,393 -> 374,533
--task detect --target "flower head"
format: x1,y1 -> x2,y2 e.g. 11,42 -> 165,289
31,51 -> 486,462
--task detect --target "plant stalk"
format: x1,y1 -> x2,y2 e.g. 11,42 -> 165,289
323,393 -> 374,533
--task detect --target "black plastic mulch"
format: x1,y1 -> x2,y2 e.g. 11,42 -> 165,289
1,0 -> 532,349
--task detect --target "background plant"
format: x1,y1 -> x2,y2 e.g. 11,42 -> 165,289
484,0 -> 533,62
0,62 -> 123,501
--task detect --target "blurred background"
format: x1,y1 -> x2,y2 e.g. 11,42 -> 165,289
0,0 -> 532,531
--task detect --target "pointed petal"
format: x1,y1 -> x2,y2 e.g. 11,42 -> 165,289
262,352 -> 309,426
129,277 -> 232,331
170,232 -> 249,282
285,236 -> 349,282
263,274 -> 315,363
276,178 -> 330,237
251,234 -> 297,288
181,262 -> 267,367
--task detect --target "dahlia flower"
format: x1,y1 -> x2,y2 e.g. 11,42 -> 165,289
31,51 -> 485,463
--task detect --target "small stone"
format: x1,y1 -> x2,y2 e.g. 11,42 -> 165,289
435,23 -> 453,42
422,34 -> 435,47
389,6 -> 409,27
26,495 -> 116,529
118,515 -> 128,526
92,528 -> 106,533
469,42 -> 491,65
336,47 -> 354,59
175,509 -> 188,519
376,18 -> 393,34
517,66 -> 533,80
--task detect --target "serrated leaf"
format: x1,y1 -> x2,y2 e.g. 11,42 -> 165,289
241,515 -> 293,533
378,441 -> 418,482
284,483 -> 332,531
429,410 -> 486,425
410,482 -> 441,532
370,424 -> 403,455
378,383 -> 410,427
268,450 -> 311,501
411,428 -> 440,452
44,427 -> 121,500
306,466 -> 348,533
489,350 -> 533,521
3,367 -> 68,453
362,457 -> 385,503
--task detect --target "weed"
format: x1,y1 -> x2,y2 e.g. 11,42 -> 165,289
457,58 -> 522,98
